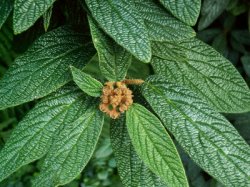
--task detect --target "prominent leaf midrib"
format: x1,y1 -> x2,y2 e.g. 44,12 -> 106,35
146,82 -> 247,153
153,54 -> 248,106
56,112 -> 96,184
145,82 -> 249,178
1,44 -> 84,97
132,109 -> 186,186
0,100 -> 76,180
154,56 -> 248,112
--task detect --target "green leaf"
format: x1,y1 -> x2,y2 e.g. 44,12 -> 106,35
0,23 -> 15,65
142,75 -> 250,186
110,116 -> 167,187
43,6 -> 53,32
151,38 -> 250,113
0,26 -> 95,110
0,84 -> 93,182
134,0 -> 196,42
241,55 -> 250,77
85,0 -> 151,63
126,103 -> 188,187
71,66 -> 103,97
33,104 -> 104,187
88,16 -> 132,81
0,0 -> 13,29
13,0 -> 55,34
198,0 -> 230,30
159,0 -> 201,26
232,30 -> 250,46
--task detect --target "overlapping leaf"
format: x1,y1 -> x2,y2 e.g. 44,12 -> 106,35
0,85 -> 93,182
126,104 -> 188,187
13,0 -> 55,33
88,17 -> 132,81
0,0 -> 13,29
134,0 -> 195,42
142,75 -> 250,186
159,0 -> 201,26
110,116 -> 167,187
33,103 -> 104,187
71,66 -> 103,97
86,0 -> 151,62
0,26 -> 95,110
151,38 -> 250,113
198,0 -> 230,30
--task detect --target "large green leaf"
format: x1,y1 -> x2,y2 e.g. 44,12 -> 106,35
198,0 -> 230,30
151,38 -> 250,113
33,104 -> 104,187
0,84 -> 93,182
134,0 -> 195,42
110,116 -> 167,187
13,0 -> 55,33
126,103 -> 188,187
0,0 -> 13,29
0,26 -> 95,110
159,0 -> 201,26
71,66 -> 103,97
142,75 -> 250,186
88,16 -> 132,81
86,0 -> 151,63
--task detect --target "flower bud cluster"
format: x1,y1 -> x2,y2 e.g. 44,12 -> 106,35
99,81 -> 133,119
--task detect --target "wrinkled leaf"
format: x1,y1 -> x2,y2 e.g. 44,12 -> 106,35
0,0 -> 13,29
86,0 -> 151,62
134,0 -> 195,42
71,66 -> 103,97
126,103 -> 188,187
88,17 -> 132,81
159,0 -> 201,26
33,104 -> 104,187
142,75 -> 250,186
13,0 -> 55,33
0,85 -> 93,182
111,116 -> 167,187
0,26 -> 95,110
151,38 -> 250,113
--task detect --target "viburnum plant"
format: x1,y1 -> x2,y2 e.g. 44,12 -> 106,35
0,0 -> 250,187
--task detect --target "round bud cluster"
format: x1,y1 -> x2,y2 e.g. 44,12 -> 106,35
99,81 -> 133,119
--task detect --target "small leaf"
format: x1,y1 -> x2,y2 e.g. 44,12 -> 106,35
13,0 -> 55,33
159,0 -> 201,26
88,16 -> 132,81
126,103 -> 188,187
135,0 -> 196,42
33,104 -> 104,187
142,75 -> 250,186
43,6 -> 53,32
110,116 -> 167,187
0,84 -> 93,182
86,0 -> 151,62
0,26 -> 95,110
71,66 -> 103,97
151,38 -> 250,113
0,0 -> 13,29
198,0 -> 230,30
